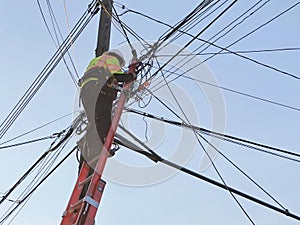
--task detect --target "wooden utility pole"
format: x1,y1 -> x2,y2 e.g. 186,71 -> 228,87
60,2 -> 116,224
95,0 -> 113,57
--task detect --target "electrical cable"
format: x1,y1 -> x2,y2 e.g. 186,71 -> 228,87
63,0 -> 80,77
124,107 -> 300,161
0,135 -> 56,150
156,0 -> 270,88
151,65 -> 300,112
148,1 -> 238,83
45,0 -> 80,84
117,124 -> 300,222
197,1 -> 300,80
0,114 -> 81,224
0,0 -> 99,140
0,126 -> 73,206
37,0 -> 79,90
159,69 -> 255,223
155,47 -> 300,57
111,4 -> 134,52
0,146 -> 77,224
120,2 -> 300,84
0,111 -> 76,146
188,0 -> 270,64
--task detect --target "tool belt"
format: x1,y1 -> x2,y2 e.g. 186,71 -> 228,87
78,67 -> 109,88
78,67 -> 117,98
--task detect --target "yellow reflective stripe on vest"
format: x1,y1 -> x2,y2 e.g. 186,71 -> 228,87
86,55 -> 122,74
80,77 -> 98,87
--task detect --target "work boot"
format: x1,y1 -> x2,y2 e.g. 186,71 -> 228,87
108,149 -> 116,157
108,142 -> 120,157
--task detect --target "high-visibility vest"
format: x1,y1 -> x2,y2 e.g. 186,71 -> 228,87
86,54 -> 122,74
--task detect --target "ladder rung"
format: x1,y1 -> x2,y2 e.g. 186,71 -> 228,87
69,199 -> 84,213
78,174 -> 93,188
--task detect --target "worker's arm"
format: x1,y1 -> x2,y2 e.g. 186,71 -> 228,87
113,72 -> 136,82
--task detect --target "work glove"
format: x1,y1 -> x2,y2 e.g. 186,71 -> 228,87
130,72 -> 137,80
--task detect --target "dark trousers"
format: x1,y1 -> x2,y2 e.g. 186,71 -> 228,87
79,81 -> 114,169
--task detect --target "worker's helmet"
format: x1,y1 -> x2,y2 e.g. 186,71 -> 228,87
105,49 -> 125,67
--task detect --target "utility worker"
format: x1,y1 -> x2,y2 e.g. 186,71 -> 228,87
78,49 -> 136,167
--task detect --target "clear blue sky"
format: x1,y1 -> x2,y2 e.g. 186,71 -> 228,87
0,1 -> 299,225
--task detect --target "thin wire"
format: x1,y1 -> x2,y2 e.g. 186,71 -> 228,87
121,2 -> 300,82
0,135 -> 56,150
37,0 -> 79,90
63,0 -> 80,77
159,71 -> 255,223
0,124 -> 75,224
148,1 -> 238,83
0,111 -> 76,146
117,125 -> 300,222
124,107 -> 300,161
151,65 -> 300,112
0,146 -> 77,224
198,1 -> 300,80
0,0 -> 98,140
159,0 -> 270,84
155,47 -> 300,57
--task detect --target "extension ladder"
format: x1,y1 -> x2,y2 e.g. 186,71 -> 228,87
60,159 -> 106,225
60,58 -> 137,225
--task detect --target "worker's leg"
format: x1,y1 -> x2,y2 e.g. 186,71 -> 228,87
95,94 -> 113,149
78,82 -> 102,168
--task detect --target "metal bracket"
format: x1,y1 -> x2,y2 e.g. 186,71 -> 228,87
83,196 -> 99,209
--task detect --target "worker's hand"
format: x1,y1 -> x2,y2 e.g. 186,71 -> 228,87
130,72 -> 137,80
138,81 -> 150,91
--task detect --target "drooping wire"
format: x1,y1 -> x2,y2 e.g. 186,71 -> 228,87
119,1 -> 300,85
0,135 -> 56,150
0,146 -> 77,225
148,0 -> 273,93
125,2 -> 300,113
117,124 -> 300,222
197,1 -> 300,80
0,0 -> 99,140
155,47 -> 300,57
0,126 -> 73,206
125,107 -> 300,162
0,111 -> 76,146
156,0 -> 270,87
37,0 -> 79,90
151,65 -> 300,112
146,83 -> 289,212
158,68 -> 256,223
63,0 -> 80,77
0,116 -> 80,224
124,107 -> 300,162
147,1 -> 238,84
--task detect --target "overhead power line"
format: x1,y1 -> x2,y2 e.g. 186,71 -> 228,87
125,108 -> 300,162
0,0 -> 99,140
37,0 -> 80,90
117,125 -> 300,222
0,146 -> 77,224
120,1 -> 300,81
150,0 -> 238,81
0,126 -> 74,206
0,113 -> 83,224
155,47 -> 300,57
198,1 -> 300,80
0,135 -> 56,150
151,65 -> 300,113
0,111 -> 75,146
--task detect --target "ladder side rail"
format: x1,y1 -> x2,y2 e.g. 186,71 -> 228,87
60,161 -> 90,225
75,81 -> 133,225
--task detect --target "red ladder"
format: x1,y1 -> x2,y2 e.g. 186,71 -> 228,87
60,80 -> 134,225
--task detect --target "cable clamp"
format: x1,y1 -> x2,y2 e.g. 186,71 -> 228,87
83,196 -> 99,209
